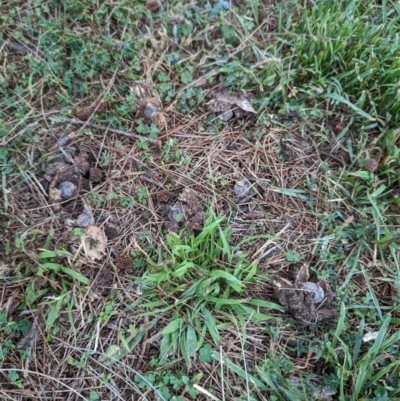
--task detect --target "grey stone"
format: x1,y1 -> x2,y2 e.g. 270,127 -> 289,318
58,181 -> 77,200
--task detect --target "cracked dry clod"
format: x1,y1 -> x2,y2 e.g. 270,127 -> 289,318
272,264 -> 339,324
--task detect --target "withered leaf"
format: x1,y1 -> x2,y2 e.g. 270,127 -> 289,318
83,225 -> 107,260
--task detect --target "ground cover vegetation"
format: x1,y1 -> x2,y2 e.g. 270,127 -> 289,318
1,0 -> 400,399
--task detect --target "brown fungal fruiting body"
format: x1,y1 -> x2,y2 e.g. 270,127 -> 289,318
132,82 -> 166,126
272,264 -> 339,324
89,167 -> 104,183
207,88 -> 256,120
114,255 -> 133,271
364,158 -> 379,173
74,108 -> 92,121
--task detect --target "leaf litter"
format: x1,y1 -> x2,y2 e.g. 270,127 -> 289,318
83,225 -> 107,261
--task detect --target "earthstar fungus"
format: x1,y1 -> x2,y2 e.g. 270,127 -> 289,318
272,264 -> 339,324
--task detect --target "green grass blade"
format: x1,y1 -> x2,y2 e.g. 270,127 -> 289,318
332,302 -> 346,348
324,93 -> 374,120
352,314 -> 391,399
213,353 -> 267,390
352,318 -> 364,363
61,267 -> 90,285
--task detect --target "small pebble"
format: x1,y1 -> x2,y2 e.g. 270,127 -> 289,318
217,109 -> 233,122
168,204 -> 186,223
302,282 -> 325,303
234,178 -> 251,198
58,181 -> 77,200
144,104 -> 158,119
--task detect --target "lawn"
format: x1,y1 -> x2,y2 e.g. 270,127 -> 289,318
1,0 -> 400,400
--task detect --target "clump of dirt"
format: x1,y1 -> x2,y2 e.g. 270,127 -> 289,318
272,264 -> 339,324
104,224 -> 120,241
155,189 -> 171,203
92,268 -> 115,295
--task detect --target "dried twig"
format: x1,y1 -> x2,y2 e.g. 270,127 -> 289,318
140,174 -> 164,188
64,118 -> 161,146
251,222 -> 292,260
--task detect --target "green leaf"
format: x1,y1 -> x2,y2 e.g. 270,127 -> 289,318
210,270 -> 244,292
180,335 -> 190,366
218,226 -> 231,257
199,343 -> 213,363
162,318 -> 183,335
40,262 -> 63,271
202,296 -> 245,305
193,218 -> 224,246
352,314 -> 391,397
332,302 -> 346,348
26,282 -> 48,306
243,261 -> 257,281
271,187 -> 309,200
362,268 -> 382,319
348,171 -> 372,180
185,325 -> 198,359
285,250 -> 301,262
353,317 -> 364,363
247,299 -> 285,311
38,250 -> 59,259
370,184 -> 388,198
99,344 -> 125,366
46,304 -> 60,330
173,261 -> 195,278
61,267 -> 90,284
159,334 -> 172,362
201,306 -> 220,345
38,249 -> 71,259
